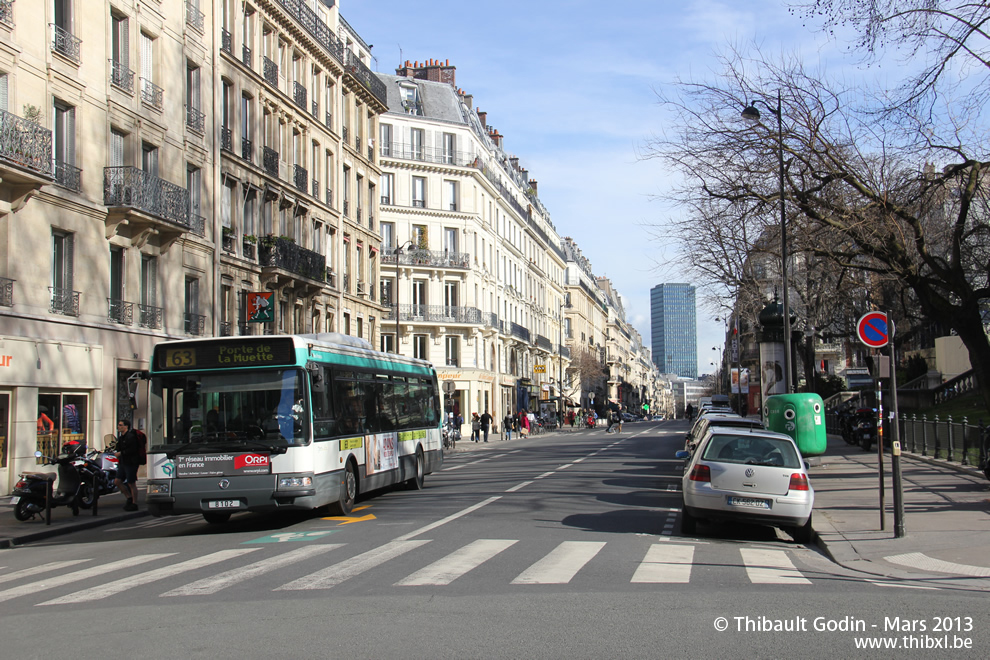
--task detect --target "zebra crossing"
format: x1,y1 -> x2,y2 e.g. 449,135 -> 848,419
0,538 -> 824,606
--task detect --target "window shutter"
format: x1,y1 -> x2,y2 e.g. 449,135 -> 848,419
65,106 -> 76,166
189,279 -> 200,315
221,184 -> 231,227
110,130 -> 124,167
141,33 -> 153,82
148,258 -> 158,307
189,66 -> 201,109
0,74 -> 8,113
65,233 -> 75,292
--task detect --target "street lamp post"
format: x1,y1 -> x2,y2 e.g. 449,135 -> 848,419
393,240 -> 415,354
742,91 -> 792,393
711,346 -> 723,394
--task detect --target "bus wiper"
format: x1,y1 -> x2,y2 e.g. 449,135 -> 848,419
164,438 -> 288,458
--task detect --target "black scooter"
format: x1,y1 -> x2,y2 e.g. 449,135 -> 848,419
10,444 -> 86,521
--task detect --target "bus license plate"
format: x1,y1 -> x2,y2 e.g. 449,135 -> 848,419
207,499 -> 241,509
727,496 -> 770,509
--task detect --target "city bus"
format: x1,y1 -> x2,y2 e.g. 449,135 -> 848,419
144,333 -> 442,523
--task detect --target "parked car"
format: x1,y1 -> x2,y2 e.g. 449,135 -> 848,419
683,413 -> 765,452
675,428 -> 814,543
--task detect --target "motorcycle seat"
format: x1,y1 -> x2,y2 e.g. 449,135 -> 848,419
21,471 -> 57,480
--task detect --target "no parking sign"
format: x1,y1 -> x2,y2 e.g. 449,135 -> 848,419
857,311 -> 890,348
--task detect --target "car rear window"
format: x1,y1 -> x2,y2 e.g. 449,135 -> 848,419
701,434 -> 801,468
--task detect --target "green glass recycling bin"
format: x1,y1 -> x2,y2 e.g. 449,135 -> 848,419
763,393 -> 827,457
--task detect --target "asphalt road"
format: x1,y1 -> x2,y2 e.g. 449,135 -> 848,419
0,421 -> 986,659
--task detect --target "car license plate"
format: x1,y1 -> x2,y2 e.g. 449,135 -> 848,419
207,499 -> 241,509
727,496 -> 770,509
9,496 -> 19,505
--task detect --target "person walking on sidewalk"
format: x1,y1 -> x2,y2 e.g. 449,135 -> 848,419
606,408 -> 615,433
471,413 -> 481,442
480,409 -> 493,442
615,406 -> 623,433
503,411 -> 514,441
114,419 -> 141,511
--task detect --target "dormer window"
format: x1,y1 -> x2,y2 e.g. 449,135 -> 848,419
399,82 -> 419,115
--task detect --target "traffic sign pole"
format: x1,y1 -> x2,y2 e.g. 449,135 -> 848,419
888,311 -> 905,537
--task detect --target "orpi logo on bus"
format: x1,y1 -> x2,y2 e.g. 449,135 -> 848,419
856,311 -> 890,348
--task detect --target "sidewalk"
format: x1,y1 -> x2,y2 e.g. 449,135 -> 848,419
810,434 -> 990,580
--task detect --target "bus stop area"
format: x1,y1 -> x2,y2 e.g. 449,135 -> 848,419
3,429 -> 990,587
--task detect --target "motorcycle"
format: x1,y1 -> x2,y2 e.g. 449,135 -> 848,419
69,440 -> 119,508
10,443 -> 87,521
442,421 -> 461,450
853,410 -> 878,452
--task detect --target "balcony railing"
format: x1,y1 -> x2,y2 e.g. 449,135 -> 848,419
188,213 -> 205,236
272,0 -> 344,64
0,276 -> 13,306
510,322 -> 531,343
383,304 -> 483,324
381,195 -> 391,205
140,78 -> 164,110
51,23 -> 81,63
242,240 -> 256,261
326,188 -> 333,206
293,164 -> 308,193
325,111 -> 332,130
381,246 -> 471,269
107,298 -> 133,325
263,146 -> 279,177
258,235 -> 326,282
49,286 -> 79,317
312,99 -> 319,118
54,161 -> 81,192
219,321 -> 233,337
343,50 -> 387,106
186,1 -> 205,33
536,335 -> 553,351
342,200 -> 348,216
558,345 -> 571,359
185,312 -> 206,336
221,28 -> 232,55
0,109 -> 54,177
242,44 -> 252,68
221,126 -> 233,152
110,60 -> 134,93
262,56 -> 278,87
342,125 -> 348,142
103,166 -> 191,227
312,179 -> 319,198
186,106 -> 206,134
241,137 -> 253,162
138,303 -> 163,329
293,82 -> 307,110
221,233 -> 235,252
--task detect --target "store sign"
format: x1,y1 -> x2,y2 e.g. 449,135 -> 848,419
174,452 -> 271,478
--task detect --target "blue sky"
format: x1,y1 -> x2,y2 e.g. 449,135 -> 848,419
342,0 -> 842,376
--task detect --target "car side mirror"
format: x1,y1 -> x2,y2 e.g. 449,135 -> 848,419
675,450 -> 690,460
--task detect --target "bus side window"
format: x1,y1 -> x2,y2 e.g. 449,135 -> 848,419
334,379 -> 366,436
312,366 -> 336,441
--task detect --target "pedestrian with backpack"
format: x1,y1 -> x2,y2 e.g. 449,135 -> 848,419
114,419 -> 141,511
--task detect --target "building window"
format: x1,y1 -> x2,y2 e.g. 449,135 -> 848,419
381,222 -> 394,252
381,334 -> 395,354
142,142 -> 159,177
445,336 -> 459,367
184,278 -> 201,335
413,335 -> 428,360
53,101 -> 78,191
187,165 -> 202,232
445,180 -> 458,211
140,32 -> 162,110
381,173 -> 393,205
186,62 -> 203,133
50,230 -> 75,315
380,123 -> 392,156
412,176 -> 425,208
442,132 -> 455,164
110,13 -> 132,92
410,128 -> 424,160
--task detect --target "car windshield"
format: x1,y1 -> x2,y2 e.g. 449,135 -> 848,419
150,368 -> 310,450
701,434 -> 800,468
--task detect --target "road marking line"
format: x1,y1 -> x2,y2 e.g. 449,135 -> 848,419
0,560 -> 91,585
275,540 -> 430,591
162,545 -> 342,596
864,579 -> 938,590
38,549 -> 259,605
505,481 -> 533,492
556,464 -> 573,470
740,549 -> 812,585
511,541 -> 606,584
884,552 -> 990,577
395,539 -> 517,586
631,543 -> 695,583
0,555 -> 171,603
394,496 -> 501,541
535,471 -> 555,479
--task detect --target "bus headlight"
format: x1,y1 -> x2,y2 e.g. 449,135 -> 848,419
278,476 -> 313,489
147,481 -> 171,495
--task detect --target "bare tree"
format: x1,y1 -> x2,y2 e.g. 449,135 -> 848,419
645,49 -> 990,409
567,346 -> 607,402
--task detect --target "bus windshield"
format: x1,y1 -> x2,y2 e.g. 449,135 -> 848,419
151,368 -> 310,451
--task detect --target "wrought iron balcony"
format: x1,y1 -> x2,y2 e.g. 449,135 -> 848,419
381,142 -> 481,166
107,298 -> 133,325
0,0 -> 12,26
110,60 -> 134,93
536,334 -> 553,351
221,28 -> 232,55
221,232 -> 235,252
54,161 -> 81,192
219,321 -> 232,337
0,276 -> 13,307
221,126 -> 233,152
51,23 -> 81,63
258,235 -> 327,283
0,109 -> 54,179
343,50 -> 387,106
103,166 -> 191,227
326,188 -> 333,206
356,207 -> 362,222
242,240 -> 257,261
343,200 -> 349,216
558,345 -> 571,359
241,137 -> 253,162
140,78 -> 163,110
262,56 -> 278,87
186,1 -> 205,33
293,82 -> 307,110
263,146 -> 279,177
138,303 -> 163,329
242,44 -> 252,68
355,134 -> 362,151
367,212 -> 374,230
381,195 -> 391,205
312,178 -> 319,198
272,0 -> 344,64
186,106 -> 206,134
383,304 -> 483,324
342,125 -> 348,142
312,99 -> 319,118
188,213 -> 205,236
293,164 -> 308,193
185,312 -> 206,336
325,111 -> 332,130
481,312 -> 500,329
381,246 -> 471,269
510,322 -> 531,343
50,287 -> 80,317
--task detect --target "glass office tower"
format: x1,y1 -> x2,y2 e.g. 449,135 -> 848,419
650,283 -> 697,379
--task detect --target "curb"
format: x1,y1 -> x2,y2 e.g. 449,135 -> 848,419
0,509 -> 149,549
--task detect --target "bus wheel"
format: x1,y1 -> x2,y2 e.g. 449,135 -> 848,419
329,462 -> 357,515
406,448 -> 425,490
203,512 -> 231,524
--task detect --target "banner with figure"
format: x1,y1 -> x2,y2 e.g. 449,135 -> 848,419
730,368 -> 750,394
247,292 -> 274,323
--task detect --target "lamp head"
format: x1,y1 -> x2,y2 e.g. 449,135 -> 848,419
741,104 -> 761,122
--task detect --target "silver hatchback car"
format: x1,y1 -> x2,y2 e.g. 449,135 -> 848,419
675,429 -> 814,543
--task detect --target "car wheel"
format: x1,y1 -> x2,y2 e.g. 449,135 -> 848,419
680,508 -> 697,535
791,514 -> 813,544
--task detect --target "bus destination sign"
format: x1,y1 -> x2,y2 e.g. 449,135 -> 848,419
154,337 -> 296,371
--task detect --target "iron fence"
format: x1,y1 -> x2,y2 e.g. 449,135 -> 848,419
242,44 -> 252,68
273,0 -> 344,64
54,160 -> 81,192
110,60 -> 134,93
380,246 -> 470,269
186,1 -> 204,32
49,287 -> 79,316
293,82 -> 307,110
107,298 -> 133,325
51,23 -> 81,63
219,321 -> 232,337
0,108 -> 53,177
258,235 -> 326,282
262,56 -> 278,87
140,78 -> 163,110
293,164 -> 307,193
185,312 -> 206,336
138,303 -> 163,329
103,166 -> 190,227
221,126 -> 233,152
386,304 -> 483,324
510,322 -> 531,343
186,106 -> 206,134
221,28 -> 232,55
241,137 -> 253,162
0,0 -> 12,25
343,50 -> 387,105
0,276 -> 13,306
263,146 -> 279,177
